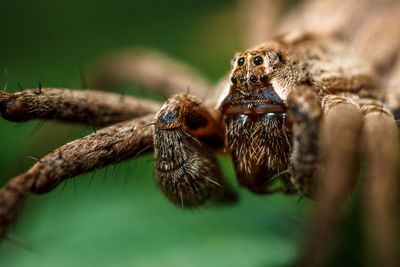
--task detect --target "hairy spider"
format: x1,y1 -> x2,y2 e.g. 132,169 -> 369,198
2,0 -> 400,265
0,30 -> 398,266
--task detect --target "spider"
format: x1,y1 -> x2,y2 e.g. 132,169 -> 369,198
2,0 -> 400,265
0,30 -> 399,266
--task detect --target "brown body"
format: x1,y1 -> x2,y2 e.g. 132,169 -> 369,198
218,32 -> 387,196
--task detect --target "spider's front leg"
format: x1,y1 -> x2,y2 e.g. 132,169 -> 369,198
288,87 -> 363,199
359,102 -> 399,267
0,87 -> 164,238
153,94 -> 237,208
288,88 -> 364,266
0,114 -> 154,237
287,85 -> 322,198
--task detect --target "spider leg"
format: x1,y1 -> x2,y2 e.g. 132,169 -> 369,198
287,85 -> 322,198
387,58 -> 400,113
238,0 -> 283,47
350,4 -> 400,72
359,104 -> 399,267
153,93 -> 237,208
302,102 -> 362,267
289,90 -> 363,266
0,114 -> 154,237
88,48 -> 212,99
0,88 -> 160,126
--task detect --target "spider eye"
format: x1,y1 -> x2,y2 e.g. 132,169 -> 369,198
250,75 -> 258,83
260,75 -> 269,83
253,56 -> 263,65
238,57 -> 245,66
231,76 -> 237,84
276,53 -> 283,62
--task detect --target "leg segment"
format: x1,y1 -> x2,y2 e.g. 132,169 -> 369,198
88,49 -> 212,99
0,88 -> 160,126
0,175 -> 34,238
387,58 -> 400,112
287,85 -> 322,198
360,109 -> 399,267
295,102 -> 363,267
153,94 -> 237,208
0,114 -> 154,237
238,0 -> 282,47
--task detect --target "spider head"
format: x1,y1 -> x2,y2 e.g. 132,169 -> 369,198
229,50 -> 283,92
220,48 -> 287,116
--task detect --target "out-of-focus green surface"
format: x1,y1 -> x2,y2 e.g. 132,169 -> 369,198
0,1 -> 309,266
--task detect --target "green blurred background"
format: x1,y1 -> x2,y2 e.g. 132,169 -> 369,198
0,1 -> 313,266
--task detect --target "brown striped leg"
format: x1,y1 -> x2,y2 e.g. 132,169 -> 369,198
88,49 -> 212,99
360,109 -> 399,267
277,0 -> 400,73
0,88 -> 160,126
349,2 -> 400,72
278,0 -> 358,36
296,103 -> 363,267
153,94 -> 237,208
287,85 -> 322,198
238,0 -> 283,47
0,114 -> 154,238
278,0 -> 388,38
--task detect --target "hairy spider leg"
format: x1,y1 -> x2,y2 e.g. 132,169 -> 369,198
153,94 -> 237,208
0,115 -> 155,237
296,102 -> 363,267
295,93 -> 399,267
88,49 -> 212,99
287,85 -> 322,198
359,104 -> 399,267
0,88 -> 160,126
